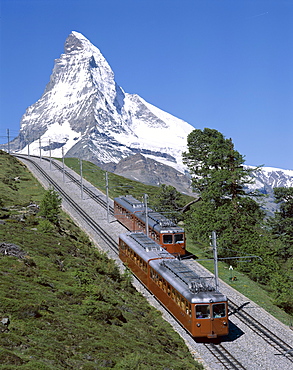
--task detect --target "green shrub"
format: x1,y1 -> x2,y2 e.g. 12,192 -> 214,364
38,219 -> 55,233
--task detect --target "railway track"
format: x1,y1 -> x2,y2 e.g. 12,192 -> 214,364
228,300 -> 293,362
14,154 -> 118,254
49,158 -> 114,213
204,342 -> 246,369
25,155 -> 114,213
14,154 -> 293,369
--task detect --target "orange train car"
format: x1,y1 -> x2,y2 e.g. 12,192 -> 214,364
114,195 -> 186,256
119,232 -> 229,339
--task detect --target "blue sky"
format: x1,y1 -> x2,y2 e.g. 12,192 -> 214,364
0,0 -> 292,169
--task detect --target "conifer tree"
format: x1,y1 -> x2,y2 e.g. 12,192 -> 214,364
270,187 -> 293,249
39,188 -> 62,225
151,184 -> 184,222
182,128 -> 264,257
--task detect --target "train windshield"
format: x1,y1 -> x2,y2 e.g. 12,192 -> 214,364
212,303 -> 226,318
195,304 -> 210,319
174,234 -> 184,243
163,234 -> 173,244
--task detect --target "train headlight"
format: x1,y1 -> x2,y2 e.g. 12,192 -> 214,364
196,323 -> 201,327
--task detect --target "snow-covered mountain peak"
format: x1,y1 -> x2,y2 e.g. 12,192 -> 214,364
65,31 -> 102,55
64,32 -> 85,53
11,31 -> 194,173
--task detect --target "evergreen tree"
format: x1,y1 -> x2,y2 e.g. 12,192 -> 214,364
150,184 -> 184,222
267,187 -> 293,313
39,188 -> 62,225
182,129 -> 293,314
270,187 -> 293,252
182,128 -> 265,258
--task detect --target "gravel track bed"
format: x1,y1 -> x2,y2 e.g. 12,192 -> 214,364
17,155 -> 293,369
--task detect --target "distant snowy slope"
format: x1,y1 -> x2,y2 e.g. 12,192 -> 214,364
247,166 -> 293,190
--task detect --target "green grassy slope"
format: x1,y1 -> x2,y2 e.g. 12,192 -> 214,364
0,151 -> 202,369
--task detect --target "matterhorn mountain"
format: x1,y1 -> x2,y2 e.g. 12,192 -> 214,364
3,31 -> 293,197
11,31 -> 194,180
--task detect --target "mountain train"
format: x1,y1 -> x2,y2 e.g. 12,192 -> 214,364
119,232 -> 229,339
114,195 -> 186,256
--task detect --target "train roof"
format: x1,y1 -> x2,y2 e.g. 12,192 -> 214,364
120,232 -> 227,304
150,258 -> 227,304
114,195 -> 184,233
119,232 -> 173,262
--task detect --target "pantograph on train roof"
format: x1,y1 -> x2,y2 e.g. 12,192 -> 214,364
160,259 -> 215,293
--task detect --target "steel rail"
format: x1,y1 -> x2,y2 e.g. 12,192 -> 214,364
14,155 -> 118,253
204,342 -> 246,369
15,154 -> 114,214
228,299 -> 293,361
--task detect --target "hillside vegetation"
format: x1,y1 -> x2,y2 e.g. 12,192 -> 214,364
0,151 -> 202,369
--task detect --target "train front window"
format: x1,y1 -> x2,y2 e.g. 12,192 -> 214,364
174,234 -> 184,243
213,303 -> 226,318
195,304 -> 210,319
163,234 -> 173,244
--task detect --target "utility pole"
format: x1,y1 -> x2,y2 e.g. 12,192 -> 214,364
106,171 -> 110,223
80,159 -> 83,200
62,147 -> 65,182
211,231 -> 219,292
144,194 -> 149,237
49,139 -> 52,170
7,129 -> 10,154
39,138 -> 42,161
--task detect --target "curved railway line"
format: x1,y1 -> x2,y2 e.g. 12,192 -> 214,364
14,154 -> 293,369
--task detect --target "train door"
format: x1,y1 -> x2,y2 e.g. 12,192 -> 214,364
195,304 -> 212,336
211,302 -> 229,336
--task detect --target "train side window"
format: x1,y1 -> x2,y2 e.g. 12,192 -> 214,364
213,303 -> 226,318
150,269 -> 159,283
195,305 -> 210,319
162,280 -> 167,292
174,234 -> 184,243
163,234 -> 173,244
187,303 -> 192,316
180,297 -> 186,311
